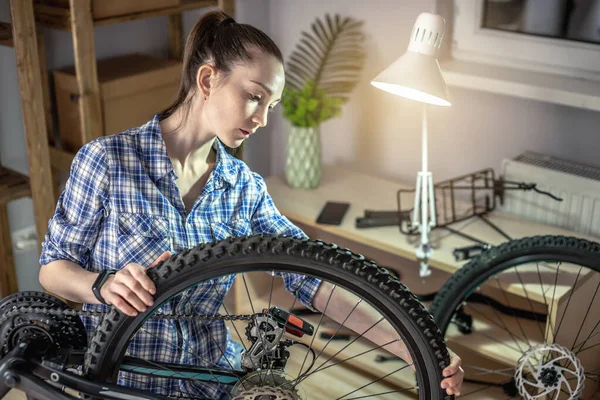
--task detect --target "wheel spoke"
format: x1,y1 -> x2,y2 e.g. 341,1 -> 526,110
464,301 -> 527,354
493,276 -> 535,351
293,337 -> 403,385
544,262 -> 562,343
341,386 -> 417,400
294,284 -> 337,386
137,325 -> 241,396
553,266 -> 583,341
211,279 -> 249,354
335,363 -> 414,400
513,266 -> 546,340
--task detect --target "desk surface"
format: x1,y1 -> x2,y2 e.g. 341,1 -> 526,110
266,166 -> 595,276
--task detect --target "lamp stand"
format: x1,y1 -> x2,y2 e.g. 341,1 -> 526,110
410,105 -> 436,278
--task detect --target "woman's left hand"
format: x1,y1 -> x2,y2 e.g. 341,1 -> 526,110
441,352 -> 464,396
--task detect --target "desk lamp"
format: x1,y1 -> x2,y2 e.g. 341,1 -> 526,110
371,12 -> 451,278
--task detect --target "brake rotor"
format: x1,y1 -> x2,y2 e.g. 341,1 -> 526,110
515,343 -> 585,399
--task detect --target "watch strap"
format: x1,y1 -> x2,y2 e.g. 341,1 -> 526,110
92,269 -> 117,305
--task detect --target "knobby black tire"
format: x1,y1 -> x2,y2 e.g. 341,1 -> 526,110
84,235 -> 452,399
430,235 -> 600,335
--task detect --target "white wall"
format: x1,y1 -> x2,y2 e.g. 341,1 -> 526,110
267,0 -> 600,185
0,0 -> 269,292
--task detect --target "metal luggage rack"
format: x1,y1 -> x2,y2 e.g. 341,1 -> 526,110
355,167 -> 563,262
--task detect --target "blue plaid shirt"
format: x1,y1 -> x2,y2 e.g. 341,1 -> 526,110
40,115 -> 321,398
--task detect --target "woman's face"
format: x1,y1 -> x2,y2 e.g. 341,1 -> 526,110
204,50 -> 284,148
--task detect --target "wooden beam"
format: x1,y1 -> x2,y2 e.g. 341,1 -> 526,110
168,13 -> 183,61
9,0 -> 56,253
218,0 -> 235,17
70,0 -> 104,144
37,30 -> 55,145
0,204 -> 19,296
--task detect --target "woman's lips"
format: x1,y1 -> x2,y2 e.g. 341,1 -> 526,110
240,129 -> 251,136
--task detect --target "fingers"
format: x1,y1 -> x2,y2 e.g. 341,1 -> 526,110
441,355 -> 464,396
121,269 -> 155,306
443,356 -> 460,377
110,282 -> 148,316
98,252 -> 168,317
102,263 -> 157,316
128,263 -> 156,297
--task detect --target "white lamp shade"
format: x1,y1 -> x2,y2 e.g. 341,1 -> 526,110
371,13 -> 451,106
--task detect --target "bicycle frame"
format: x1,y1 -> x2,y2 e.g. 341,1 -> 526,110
0,338 -> 244,400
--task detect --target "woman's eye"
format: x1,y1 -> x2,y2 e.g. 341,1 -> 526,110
249,94 -> 261,102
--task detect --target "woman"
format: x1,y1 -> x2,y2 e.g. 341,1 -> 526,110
39,10 -> 463,399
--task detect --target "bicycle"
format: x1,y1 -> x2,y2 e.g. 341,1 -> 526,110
0,235 -> 454,400
430,235 -> 600,399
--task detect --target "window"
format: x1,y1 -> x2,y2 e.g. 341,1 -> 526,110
452,0 -> 600,80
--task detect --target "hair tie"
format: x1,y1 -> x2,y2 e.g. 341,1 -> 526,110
220,18 -> 236,28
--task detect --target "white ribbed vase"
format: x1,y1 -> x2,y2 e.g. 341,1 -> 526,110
285,126 -> 322,189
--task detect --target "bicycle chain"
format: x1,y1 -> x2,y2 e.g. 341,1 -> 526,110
0,305 -> 255,327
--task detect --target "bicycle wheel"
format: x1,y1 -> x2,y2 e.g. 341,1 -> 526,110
430,235 -> 600,399
84,235 -> 451,400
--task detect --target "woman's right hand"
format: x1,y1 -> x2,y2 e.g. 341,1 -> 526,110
99,251 -> 171,316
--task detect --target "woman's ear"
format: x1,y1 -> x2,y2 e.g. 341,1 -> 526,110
196,64 -> 216,99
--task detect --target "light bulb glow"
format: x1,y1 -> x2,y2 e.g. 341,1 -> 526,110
371,82 -> 451,106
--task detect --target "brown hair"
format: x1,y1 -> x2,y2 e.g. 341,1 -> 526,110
161,10 -> 283,157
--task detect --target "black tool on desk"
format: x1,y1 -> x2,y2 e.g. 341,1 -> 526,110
316,201 -> 350,225
355,210 -> 411,228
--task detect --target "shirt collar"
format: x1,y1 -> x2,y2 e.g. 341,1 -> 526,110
139,114 -> 172,182
140,114 -> 238,187
211,137 -> 238,188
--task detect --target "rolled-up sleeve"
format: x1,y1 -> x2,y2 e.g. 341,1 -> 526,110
250,173 -> 321,311
40,140 -> 109,268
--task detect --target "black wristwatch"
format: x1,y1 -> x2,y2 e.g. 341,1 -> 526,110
92,269 -> 117,305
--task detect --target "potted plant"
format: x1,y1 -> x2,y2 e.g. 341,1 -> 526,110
282,14 -> 365,189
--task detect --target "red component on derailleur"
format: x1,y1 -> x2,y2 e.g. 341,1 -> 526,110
263,307 -> 314,338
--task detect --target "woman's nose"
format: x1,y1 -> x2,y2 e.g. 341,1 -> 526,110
253,108 -> 268,128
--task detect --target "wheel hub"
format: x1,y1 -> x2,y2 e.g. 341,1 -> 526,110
539,366 -> 560,387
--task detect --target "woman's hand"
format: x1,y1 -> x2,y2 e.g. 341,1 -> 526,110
441,350 -> 464,396
100,251 -> 171,316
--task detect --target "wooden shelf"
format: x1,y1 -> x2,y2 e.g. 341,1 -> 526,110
0,167 -> 30,203
0,22 -> 14,47
34,0 -> 218,31
0,167 -> 30,297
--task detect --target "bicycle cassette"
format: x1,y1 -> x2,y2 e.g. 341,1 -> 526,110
0,291 -> 87,357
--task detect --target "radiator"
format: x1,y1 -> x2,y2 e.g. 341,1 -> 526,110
500,152 -> 600,237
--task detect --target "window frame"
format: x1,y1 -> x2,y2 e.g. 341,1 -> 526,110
451,0 -> 600,80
